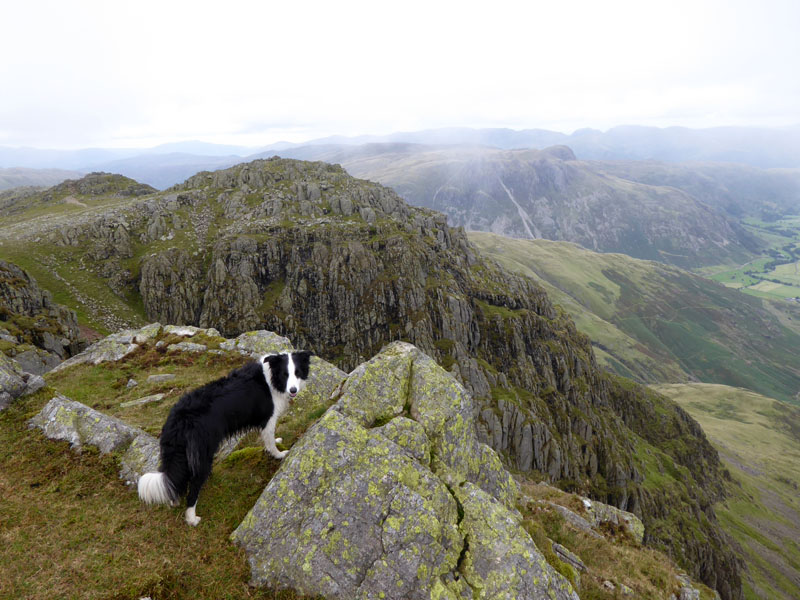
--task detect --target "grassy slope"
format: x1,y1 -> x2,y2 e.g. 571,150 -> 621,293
0,332 -> 330,600
0,182 -> 152,334
470,232 -> 800,404
0,327 -> 716,600
654,383 -> 800,600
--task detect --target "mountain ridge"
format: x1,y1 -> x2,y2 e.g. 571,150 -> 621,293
0,162 -> 742,597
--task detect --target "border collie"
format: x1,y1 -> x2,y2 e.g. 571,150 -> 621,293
138,351 -> 311,525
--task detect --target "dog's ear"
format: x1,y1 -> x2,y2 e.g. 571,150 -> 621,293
292,351 -> 312,376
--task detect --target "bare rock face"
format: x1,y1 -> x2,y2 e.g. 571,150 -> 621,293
0,351 -> 46,410
232,342 -> 578,600
0,259 -> 84,362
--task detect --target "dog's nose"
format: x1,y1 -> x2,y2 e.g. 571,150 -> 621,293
289,387 -> 298,395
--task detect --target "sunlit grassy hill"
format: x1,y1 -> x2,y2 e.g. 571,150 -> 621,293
654,383 -> 800,599
470,232 -> 800,404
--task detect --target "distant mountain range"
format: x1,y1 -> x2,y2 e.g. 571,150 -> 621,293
278,143 -> 769,268
0,167 -> 82,191
2,124 -> 800,190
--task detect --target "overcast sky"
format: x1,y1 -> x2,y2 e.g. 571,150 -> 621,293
2,0 -> 799,149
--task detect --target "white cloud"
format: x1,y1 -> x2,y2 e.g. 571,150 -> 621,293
1,0 -> 799,148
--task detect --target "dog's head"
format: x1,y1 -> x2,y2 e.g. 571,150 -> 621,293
263,351 -> 312,399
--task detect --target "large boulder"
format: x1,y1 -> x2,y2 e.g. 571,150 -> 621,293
232,342 -> 578,600
28,395 -> 159,483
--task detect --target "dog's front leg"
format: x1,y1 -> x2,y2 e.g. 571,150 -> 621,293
261,415 -> 288,459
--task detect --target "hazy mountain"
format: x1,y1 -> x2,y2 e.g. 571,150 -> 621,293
84,152 -> 243,189
288,143 -> 759,268
587,160 -> 800,219
2,124 -> 798,189
0,167 -> 80,191
279,124 -> 800,168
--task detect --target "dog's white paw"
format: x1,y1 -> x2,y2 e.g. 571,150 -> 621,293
185,507 -> 201,526
275,437 -> 283,444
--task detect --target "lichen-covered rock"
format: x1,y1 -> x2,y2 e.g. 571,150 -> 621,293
455,481 -> 578,600
29,395 -> 143,453
49,323 -> 161,373
232,342 -> 577,600
219,330 -> 293,357
163,324 -> 219,338
234,409 -> 463,599
50,331 -> 139,372
166,341 -> 206,353
28,394 -> 160,484
582,497 -> 645,544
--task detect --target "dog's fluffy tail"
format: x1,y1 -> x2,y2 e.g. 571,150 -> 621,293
138,472 -> 177,505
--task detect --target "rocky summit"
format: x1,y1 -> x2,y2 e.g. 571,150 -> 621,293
232,342 -> 577,600
1,160 -> 742,598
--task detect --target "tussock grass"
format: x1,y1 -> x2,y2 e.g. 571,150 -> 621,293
0,341 -> 323,600
516,478 -> 717,600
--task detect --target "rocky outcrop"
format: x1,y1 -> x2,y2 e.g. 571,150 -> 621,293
0,259 -> 84,362
1,352 -> 45,410
232,342 -> 578,600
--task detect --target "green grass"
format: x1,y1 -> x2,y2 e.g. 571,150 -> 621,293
470,232 -> 800,404
516,478 -> 692,599
0,336 -> 332,600
654,383 -> 800,600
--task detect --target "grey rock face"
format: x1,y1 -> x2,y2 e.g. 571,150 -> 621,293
0,259 -> 84,360
0,353 -> 27,400
232,342 -> 577,600
12,347 -> 60,375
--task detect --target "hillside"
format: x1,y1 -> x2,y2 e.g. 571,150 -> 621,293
586,160 -> 800,221
654,383 -> 800,599
275,144 -> 758,269
470,233 -> 800,404
0,162 -> 742,597
0,325 -> 715,599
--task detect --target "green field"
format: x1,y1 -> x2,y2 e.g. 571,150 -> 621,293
654,383 -> 800,599
708,216 -> 800,303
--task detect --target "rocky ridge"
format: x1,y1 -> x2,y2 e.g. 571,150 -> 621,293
277,145 -> 759,268
0,259 -> 85,410
2,161 -> 742,597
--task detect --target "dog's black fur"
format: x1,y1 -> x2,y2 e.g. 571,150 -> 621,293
138,351 -> 311,524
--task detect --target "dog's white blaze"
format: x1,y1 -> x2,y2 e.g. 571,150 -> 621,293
286,353 -> 300,397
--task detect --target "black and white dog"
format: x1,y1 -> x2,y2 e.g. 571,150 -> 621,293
138,351 -> 311,525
